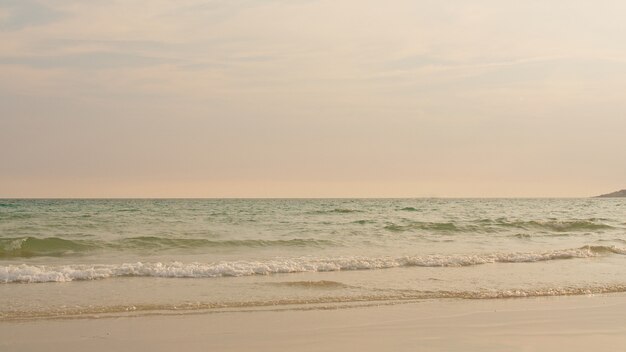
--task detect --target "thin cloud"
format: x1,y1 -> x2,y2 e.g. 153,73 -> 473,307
0,51 -> 177,69
0,0 -> 66,31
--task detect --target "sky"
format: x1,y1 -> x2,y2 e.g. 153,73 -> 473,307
1,0 -> 625,198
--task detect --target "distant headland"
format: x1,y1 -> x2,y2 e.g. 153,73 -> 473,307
596,189 -> 626,198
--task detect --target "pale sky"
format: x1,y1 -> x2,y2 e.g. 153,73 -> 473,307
1,0 -> 625,198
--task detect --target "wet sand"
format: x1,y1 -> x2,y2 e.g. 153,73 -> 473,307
2,294 -> 626,352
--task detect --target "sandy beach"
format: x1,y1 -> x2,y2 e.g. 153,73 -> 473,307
2,293 -> 625,352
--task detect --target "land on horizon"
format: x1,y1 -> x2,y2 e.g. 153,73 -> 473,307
596,189 -> 626,198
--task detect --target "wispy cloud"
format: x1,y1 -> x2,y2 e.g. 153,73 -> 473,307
0,51 -> 177,69
0,0 -> 66,31
2,0 -> 626,197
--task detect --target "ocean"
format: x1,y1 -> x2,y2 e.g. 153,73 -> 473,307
1,198 -> 625,320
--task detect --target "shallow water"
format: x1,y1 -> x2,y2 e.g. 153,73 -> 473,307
1,199 -> 625,319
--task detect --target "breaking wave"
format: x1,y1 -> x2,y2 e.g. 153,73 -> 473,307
2,245 -> 624,283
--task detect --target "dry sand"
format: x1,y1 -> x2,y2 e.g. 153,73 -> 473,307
2,294 -> 626,352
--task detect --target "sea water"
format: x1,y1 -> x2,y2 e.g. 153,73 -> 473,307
1,198 -> 625,319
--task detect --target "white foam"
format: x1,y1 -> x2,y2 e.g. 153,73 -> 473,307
2,245 -> 624,283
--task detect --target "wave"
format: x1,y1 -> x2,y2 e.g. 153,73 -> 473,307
0,203 -> 19,208
2,245 -> 624,283
307,208 -> 362,215
385,222 -> 460,232
596,238 -> 626,245
383,218 -> 615,234
120,237 -> 334,249
399,284 -> 626,300
478,219 -> 614,232
351,219 -> 376,225
4,284 -> 626,320
268,280 -> 349,289
0,236 -> 336,258
0,237 -> 98,258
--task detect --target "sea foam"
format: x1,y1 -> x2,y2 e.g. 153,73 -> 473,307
1,245 -> 624,283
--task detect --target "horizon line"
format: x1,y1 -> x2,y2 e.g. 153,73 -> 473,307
0,196 -> 603,200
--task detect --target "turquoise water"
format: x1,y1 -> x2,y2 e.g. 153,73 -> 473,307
1,199 -> 625,319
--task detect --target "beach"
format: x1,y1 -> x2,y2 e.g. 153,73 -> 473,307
2,199 -> 626,350
2,293 -> 626,352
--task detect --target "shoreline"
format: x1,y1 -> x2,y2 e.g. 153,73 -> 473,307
2,293 -> 626,351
